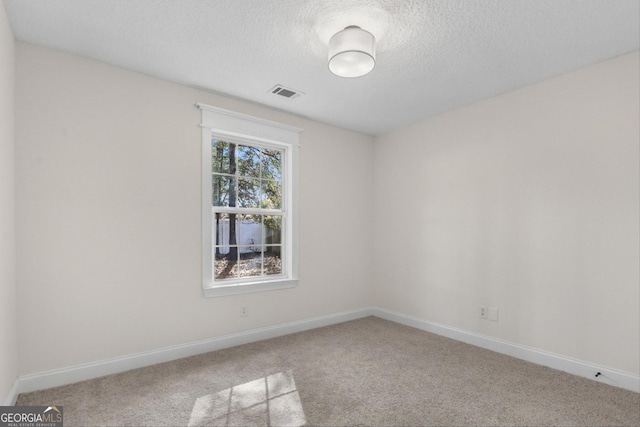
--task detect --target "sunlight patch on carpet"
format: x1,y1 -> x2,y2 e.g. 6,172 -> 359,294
188,370 -> 306,426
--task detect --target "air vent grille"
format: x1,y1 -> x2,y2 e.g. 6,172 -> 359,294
268,84 -> 303,100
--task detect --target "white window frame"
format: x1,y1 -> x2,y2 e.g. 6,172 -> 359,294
198,103 -> 301,297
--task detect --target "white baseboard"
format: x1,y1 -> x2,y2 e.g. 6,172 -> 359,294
17,307 -> 375,395
371,308 -> 640,393
13,306 -> 639,397
3,378 -> 19,406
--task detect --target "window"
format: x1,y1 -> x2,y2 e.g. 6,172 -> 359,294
199,104 -> 301,297
211,141 -> 284,279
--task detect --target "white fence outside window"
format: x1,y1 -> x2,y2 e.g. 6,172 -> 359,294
214,218 -> 263,254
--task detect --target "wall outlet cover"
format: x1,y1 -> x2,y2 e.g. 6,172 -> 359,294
480,306 -> 488,319
488,307 -> 499,322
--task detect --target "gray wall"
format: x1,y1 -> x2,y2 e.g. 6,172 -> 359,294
15,42 -> 374,374
0,3 -> 17,404
374,52 -> 640,373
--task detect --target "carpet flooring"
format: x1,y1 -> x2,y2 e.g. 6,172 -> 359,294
16,317 -> 640,426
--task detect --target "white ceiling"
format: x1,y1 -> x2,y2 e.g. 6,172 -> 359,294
4,0 -> 639,135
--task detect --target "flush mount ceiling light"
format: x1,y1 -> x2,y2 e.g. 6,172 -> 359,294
328,25 -> 376,78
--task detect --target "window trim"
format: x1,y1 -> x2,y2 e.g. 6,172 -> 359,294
198,103 -> 301,297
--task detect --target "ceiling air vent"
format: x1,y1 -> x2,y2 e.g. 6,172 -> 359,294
269,84 -> 303,100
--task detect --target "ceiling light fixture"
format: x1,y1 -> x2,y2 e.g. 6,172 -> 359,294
328,25 -> 376,78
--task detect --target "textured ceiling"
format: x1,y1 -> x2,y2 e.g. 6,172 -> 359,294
4,0 -> 639,135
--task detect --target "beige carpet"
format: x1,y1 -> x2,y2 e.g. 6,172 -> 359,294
16,317 -> 640,426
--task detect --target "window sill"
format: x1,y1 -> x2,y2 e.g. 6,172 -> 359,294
203,278 -> 298,298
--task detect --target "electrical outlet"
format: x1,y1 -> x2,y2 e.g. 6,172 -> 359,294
241,306 -> 248,317
479,306 -> 488,319
488,307 -> 499,322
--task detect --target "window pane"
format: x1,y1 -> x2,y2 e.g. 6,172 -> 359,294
214,253 -> 238,280
212,175 -> 236,207
214,212 -> 239,280
239,249 -> 263,278
264,216 -> 282,245
261,179 -> 281,209
238,145 -> 260,178
238,214 -> 262,248
261,149 -> 282,181
264,246 -> 282,276
212,140 -> 234,174
214,213 -> 239,254
238,178 -> 260,208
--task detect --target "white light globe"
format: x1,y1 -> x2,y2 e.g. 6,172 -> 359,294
328,26 -> 376,78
